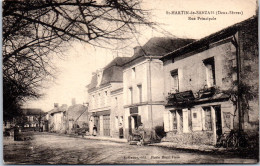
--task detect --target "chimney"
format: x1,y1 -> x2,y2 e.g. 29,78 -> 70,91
133,46 -> 141,54
72,98 -> 76,106
54,103 -> 59,108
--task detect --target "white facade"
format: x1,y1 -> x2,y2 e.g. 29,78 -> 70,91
123,57 -> 165,138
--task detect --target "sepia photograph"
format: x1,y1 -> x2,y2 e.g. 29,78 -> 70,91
2,0 -> 259,164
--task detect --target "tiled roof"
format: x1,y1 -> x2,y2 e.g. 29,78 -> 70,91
49,104 -> 67,114
103,57 -> 131,69
88,57 -> 130,91
67,104 -> 87,120
124,37 -> 194,64
161,16 -> 257,61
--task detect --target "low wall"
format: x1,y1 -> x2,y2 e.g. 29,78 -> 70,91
162,131 -> 214,145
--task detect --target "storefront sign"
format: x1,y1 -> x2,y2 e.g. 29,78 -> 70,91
92,110 -> 110,116
130,107 -> 138,114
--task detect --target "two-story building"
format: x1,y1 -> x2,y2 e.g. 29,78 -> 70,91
87,57 -> 130,137
122,37 -> 194,139
160,16 -> 258,146
48,103 -> 67,133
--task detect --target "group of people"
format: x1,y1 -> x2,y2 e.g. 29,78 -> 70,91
92,123 -> 124,139
91,122 -> 146,146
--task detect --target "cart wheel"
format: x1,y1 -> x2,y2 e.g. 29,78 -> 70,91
227,135 -> 237,148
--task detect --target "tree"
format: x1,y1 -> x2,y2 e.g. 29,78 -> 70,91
3,0 -> 153,118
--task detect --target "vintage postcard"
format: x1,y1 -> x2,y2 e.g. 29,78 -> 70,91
2,0 -> 259,164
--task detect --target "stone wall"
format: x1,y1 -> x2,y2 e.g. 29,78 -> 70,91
162,131 -> 214,145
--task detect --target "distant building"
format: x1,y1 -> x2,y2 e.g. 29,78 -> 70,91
87,57 -> 130,137
160,16 -> 258,145
48,104 -> 67,133
16,108 -> 46,130
122,37 -> 194,139
66,100 -> 88,134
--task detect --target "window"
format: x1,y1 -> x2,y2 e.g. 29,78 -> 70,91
193,113 -> 197,119
92,95 -> 95,108
137,84 -> 142,103
115,97 -> 118,107
170,70 -> 179,93
104,91 -> 108,106
98,93 -> 101,107
171,110 -> 183,132
203,57 -> 216,87
132,67 -> 136,79
203,107 -> 212,131
97,70 -> 103,86
129,87 -> 133,104
115,116 -> 119,130
120,116 -> 123,124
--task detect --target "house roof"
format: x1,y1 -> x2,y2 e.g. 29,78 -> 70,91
160,16 -> 257,61
22,108 -> 46,115
67,104 -> 88,120
124,37 -> 195,64
103,56 -> 131,69
87,57 -> 130,92
49,104 -> 67,114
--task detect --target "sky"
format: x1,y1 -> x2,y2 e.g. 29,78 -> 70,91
23,0 -> 257,112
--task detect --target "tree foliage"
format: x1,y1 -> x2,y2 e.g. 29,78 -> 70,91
3,0 -> 152,118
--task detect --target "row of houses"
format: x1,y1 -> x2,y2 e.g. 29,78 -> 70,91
3,108 -> 48,132
86,16 -> 258,146
3,101 -> 89,135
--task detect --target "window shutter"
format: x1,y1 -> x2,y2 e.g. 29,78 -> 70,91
201,108 -> 206,130
221,104 -> 233,132
204,107 -> 212,131
163,111 -> 170,132
183,109 -> 189,133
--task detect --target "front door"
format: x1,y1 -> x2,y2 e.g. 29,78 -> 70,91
94,116 -> 100,134
214,106 -> 222,141
103,115 -> 110,136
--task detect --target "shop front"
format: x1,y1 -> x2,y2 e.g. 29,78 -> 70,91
163,90 -> 234,145
89,110 -> 111,136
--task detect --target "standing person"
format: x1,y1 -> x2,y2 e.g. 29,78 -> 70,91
93,125 -> 97,136
119,123 -> 124,139
138,123 -> 145,143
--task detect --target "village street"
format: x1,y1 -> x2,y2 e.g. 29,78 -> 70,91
3,132 -> 257,164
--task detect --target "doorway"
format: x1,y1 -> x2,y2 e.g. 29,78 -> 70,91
128,114 -> 141,134
214,106 -> 222,141
94,116 -> 100,134
103,115 -> 110,136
